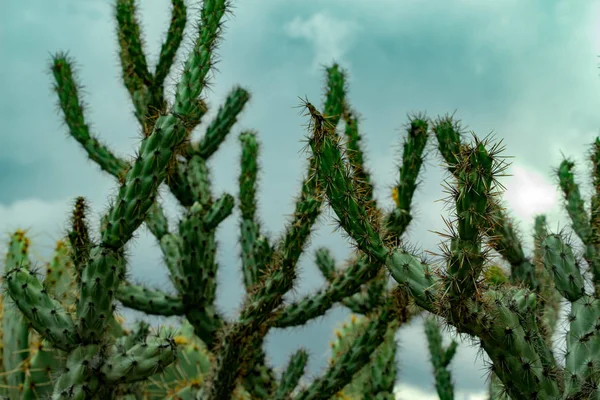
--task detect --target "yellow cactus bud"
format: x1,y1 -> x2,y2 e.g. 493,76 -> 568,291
174,335 -> 188,345
391,187 -> 400,207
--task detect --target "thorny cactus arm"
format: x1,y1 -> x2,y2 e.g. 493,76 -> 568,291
274,111 -> 430,327
532,215 -> 561,346
436,136 -> 501,302
114,0 -> 155,129
431,117 -> 536,290
336,96 -> 386,315
303,101 -> 387,260
295,297 -> 397,400
557,157 -> 600,296
2,231 -> 34,398
239,131 -> 268,289
433,117 -> 541,298
388,116 -> 429,236
424,317 -> 458,400
273,349 -> 309,400
342,107 -> 375,206
117,282 -> 185,316
5,268 -> 77,352
22,239 -> 78,399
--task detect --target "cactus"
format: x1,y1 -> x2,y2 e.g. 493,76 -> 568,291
4,0 -> 436,398
304,92 -> 600,398
424,317 -> 458,400
1,230 -> 34,398
328,313 -> 400,400
0,234 -> 132,399
8,0 -> 600,398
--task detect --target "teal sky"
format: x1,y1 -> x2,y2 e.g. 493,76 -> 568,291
2,0 -> 600,398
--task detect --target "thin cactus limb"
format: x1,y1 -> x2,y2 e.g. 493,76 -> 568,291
424,316 -> 458,400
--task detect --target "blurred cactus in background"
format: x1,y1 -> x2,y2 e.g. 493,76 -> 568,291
3,0 -> 600,399
424,316 -> 458,400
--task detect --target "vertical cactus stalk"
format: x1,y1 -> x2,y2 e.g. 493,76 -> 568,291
2,230 -> 32,398
274,349 -> 309,400
387,115 -> 429,236
239,131 -> 265,289
424,317 -> 457,400
439,136 -> 504,303
557,157 -> 600,296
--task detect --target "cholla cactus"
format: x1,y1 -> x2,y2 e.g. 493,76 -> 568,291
305,91 -> 600,398
3,0 -> 435,398
8,0 -> 600,399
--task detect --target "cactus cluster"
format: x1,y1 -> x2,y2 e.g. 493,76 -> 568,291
305,90 -> 600,398
4,0 -> 600,399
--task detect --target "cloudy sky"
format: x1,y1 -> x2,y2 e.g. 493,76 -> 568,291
2,0 -> 600,398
